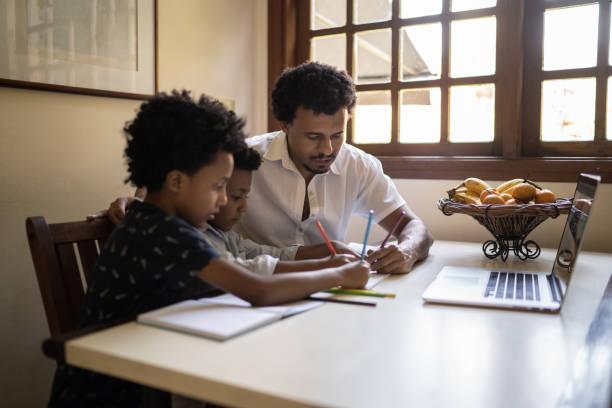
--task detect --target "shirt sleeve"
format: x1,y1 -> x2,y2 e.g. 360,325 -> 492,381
216,249 -> 279,276
353,153 -> 406,223
228,230 -> 299,261
155,223 -> 220,298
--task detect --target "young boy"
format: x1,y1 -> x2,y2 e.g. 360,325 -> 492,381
202,146 -> 359,275
49,90 -> 369,407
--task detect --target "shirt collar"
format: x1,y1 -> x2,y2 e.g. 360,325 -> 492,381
264,130 -> 341,176
200,223 -> 225,239
201,222 -> 214,232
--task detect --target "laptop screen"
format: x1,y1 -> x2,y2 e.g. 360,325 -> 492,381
550,173 -> 600,303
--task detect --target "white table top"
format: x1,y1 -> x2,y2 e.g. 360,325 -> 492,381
64,240 -> 612,408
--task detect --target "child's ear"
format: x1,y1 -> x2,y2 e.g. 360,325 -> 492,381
165,170 -> 183,193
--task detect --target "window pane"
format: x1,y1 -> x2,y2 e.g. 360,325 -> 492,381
449,84 -> 495,142
312,0 -> 346,30
451,0 -> 496,12
311,35 -> 346,72
608,77 -> 612,140
354,91 -> 391,144
609,7 -> 612,66
543,4 -> 598,71
401,0 -> 442,19
400,88 -> 441,143
354,29 -> 392,84
541,78 -> 595,142
354,0 -> 391,24
450,17 -> 496,78
400,23 -> 441,81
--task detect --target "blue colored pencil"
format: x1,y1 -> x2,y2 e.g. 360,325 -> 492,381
361,210 -> 374,260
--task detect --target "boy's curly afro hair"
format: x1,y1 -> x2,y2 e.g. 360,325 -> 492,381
233,147 -> 262,172
124,90 -> 247,191
271,61 -> 356,124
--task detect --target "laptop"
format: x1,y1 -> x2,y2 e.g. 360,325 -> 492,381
423,173 -> 600,312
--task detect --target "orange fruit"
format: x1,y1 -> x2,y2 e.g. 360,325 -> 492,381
512,183 -> 537,202
535,189 -> 556,204
500,193 -> 513,202
482,194 -> 505,205
479,188 -> 498,202
575,198 -> 592,212
505,198 -> 518,205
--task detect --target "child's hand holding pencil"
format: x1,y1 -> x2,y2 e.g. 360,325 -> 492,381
335,260 -> 371,289
323,253 -> 360,268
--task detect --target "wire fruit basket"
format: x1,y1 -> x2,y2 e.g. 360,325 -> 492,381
437,198 -> 572,260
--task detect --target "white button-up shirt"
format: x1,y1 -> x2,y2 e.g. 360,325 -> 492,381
235,131 -> 406,247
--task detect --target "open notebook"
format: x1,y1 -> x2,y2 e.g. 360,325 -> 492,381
137,294 -> 323,341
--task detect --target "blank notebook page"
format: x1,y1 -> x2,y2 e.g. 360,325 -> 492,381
137,300 -> 282,341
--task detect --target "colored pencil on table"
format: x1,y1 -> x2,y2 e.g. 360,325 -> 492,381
361,210 -> 374,260
315,220 -> 337,255
306,295 -> 376,307
380,210 -> 406,248
325,288 -> 396,298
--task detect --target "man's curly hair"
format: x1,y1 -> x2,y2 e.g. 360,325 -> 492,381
272,61 -> 356,124
124,90 -> 247,191
233,147 -> 262,171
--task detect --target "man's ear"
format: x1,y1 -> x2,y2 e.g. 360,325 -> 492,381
165,170 -> 183,193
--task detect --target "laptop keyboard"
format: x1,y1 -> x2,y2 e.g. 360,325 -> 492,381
484,272 -> 541,301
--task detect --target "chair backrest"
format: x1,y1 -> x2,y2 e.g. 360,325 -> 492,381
26,216 -> 115,336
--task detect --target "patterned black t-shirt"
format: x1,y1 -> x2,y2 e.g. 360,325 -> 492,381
49,201 -> 220,407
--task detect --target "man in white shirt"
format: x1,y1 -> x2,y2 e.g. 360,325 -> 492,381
236,62 -> 433,274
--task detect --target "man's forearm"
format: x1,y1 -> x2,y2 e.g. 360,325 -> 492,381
397,219 -> 434,260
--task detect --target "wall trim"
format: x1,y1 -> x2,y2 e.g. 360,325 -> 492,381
380,156 -> 612,183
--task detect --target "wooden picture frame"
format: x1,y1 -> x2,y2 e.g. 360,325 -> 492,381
0,0 -> 157,100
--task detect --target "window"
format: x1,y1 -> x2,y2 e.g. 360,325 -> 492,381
306,0 -> 501,156
523,0 -> 612,157
268,0 -> 612,181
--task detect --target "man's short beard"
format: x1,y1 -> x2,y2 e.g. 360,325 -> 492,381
303,164 -> 329,175
303,154 -> 336,175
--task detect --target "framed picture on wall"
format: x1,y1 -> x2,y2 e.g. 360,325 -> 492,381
0,0 -> 157,99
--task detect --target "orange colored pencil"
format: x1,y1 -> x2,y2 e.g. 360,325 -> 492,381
315,220 -> 337,255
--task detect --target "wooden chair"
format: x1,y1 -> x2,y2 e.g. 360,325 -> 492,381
27,216 -> 175,407
26,216 -> 115,336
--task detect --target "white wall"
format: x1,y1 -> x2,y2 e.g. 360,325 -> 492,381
0,1 -> 267,406
157,0 -> 268,135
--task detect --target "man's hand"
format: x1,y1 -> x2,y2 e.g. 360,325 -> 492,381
330,241 -> 360,257
365,244 -> 418,274
86,196 -> 141,225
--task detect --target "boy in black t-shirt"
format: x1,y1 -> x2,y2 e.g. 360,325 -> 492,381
48,90 -> 369,407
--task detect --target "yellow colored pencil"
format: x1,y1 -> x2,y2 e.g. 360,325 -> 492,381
325,288 -> 396,298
